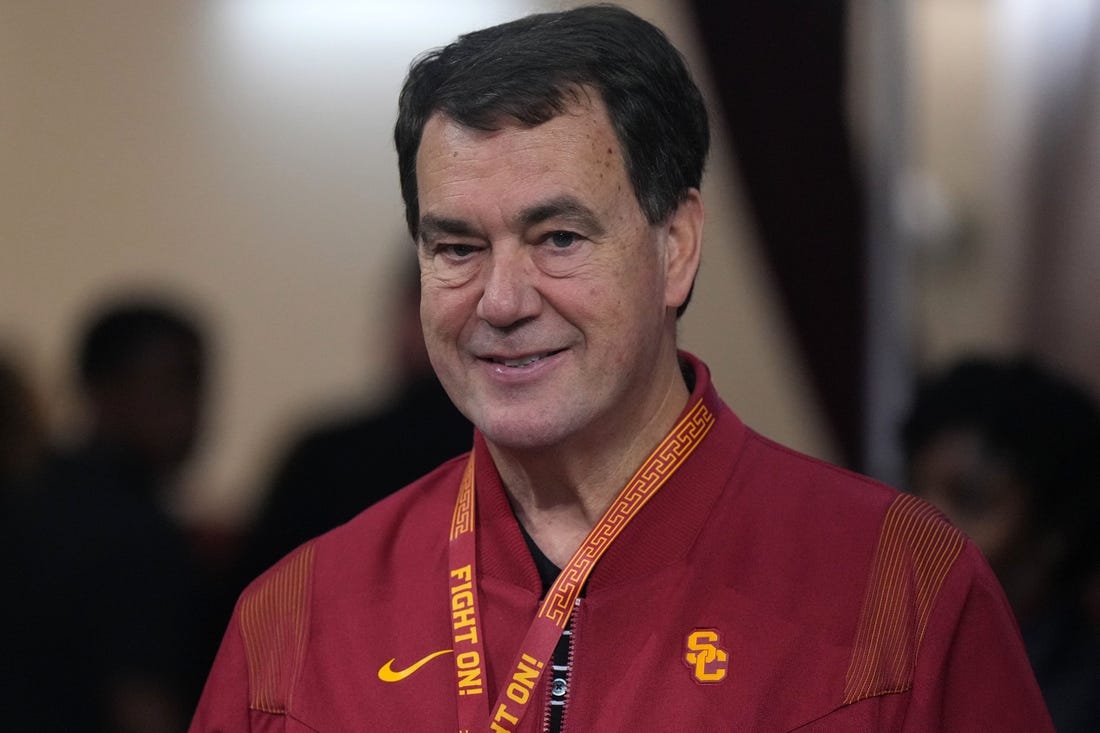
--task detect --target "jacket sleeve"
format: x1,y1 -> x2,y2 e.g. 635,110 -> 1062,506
837,493 -> 1053,731
189,542 -> 316,733
903,541 -> 1054,731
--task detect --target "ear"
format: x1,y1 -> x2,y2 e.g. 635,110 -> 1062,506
662,189 -> 704,312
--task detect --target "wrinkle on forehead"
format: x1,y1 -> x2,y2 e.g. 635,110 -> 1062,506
415,98 -> 634,236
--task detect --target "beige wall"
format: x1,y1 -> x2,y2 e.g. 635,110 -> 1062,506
904,0 -> 1100,400
0,1 -> 832,526
907,0 -> 1022,367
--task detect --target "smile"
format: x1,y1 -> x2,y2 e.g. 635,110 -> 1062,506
489,350 -> 563,368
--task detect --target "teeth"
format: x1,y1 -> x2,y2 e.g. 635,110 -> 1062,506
501,354 -> 543,368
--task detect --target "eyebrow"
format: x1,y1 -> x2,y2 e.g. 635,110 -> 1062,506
418,215 -> 477,243
515,196 -> 605,236
418,195 -> 606,243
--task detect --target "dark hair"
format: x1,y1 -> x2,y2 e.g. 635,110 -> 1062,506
902,356 -> 1100,583
77,299 -> 205,391
394,5 -> 709,314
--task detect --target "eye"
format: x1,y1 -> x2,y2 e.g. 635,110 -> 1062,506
439,243 -> 480,259
531,229 -> 590,276
547,231 -> 579,249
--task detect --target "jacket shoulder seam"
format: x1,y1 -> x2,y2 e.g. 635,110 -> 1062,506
238,541 -> 316,714
842,493 -> 965,705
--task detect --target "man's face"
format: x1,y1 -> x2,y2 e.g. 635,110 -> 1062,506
414,97 -> 692,452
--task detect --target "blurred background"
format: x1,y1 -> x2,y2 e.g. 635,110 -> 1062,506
2,0 -> 1099,729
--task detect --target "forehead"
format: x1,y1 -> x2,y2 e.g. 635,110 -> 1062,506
415,97 -> 631,218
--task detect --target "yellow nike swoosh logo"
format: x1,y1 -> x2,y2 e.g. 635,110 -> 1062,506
377,649 -> 453,682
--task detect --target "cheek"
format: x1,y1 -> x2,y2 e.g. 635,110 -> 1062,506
418,290 -> 449,342
421,285 -> 476,343
581,253 -> 663,338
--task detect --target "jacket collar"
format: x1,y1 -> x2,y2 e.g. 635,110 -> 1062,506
472,351 -> 748,593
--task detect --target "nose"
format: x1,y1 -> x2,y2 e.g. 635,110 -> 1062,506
476,245 -> 541,328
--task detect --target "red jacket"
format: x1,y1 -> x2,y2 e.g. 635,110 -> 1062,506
191,354 -> 1052,732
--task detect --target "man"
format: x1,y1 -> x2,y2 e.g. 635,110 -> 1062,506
191,6 -> 1052,731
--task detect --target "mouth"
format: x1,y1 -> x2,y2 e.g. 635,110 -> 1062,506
486,349 -> 564,368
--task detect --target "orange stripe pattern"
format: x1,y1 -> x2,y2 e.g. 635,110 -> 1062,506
450,457 -> 476,540
239,542 -> 316,714
843,493 -> 964,704
538,400 -> 715,627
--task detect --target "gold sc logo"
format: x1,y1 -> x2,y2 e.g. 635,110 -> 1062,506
684,629 -> 729,683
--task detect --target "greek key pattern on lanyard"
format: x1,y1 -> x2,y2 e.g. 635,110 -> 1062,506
448,398 -> 715,732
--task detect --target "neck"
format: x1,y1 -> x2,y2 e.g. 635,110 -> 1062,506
488,357 -> 691,567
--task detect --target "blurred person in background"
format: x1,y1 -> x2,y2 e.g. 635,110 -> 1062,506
235,253 -> 471,586
4,297 -> 214,733
0,350 -> 47,501
0,350 -> 49,706
903,356 -> 1100,733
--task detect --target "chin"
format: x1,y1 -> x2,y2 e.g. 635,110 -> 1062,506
473,412 -> 579,452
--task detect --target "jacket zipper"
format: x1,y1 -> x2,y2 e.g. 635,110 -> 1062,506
545,598 -> 580,733
559,605 -> 578,733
